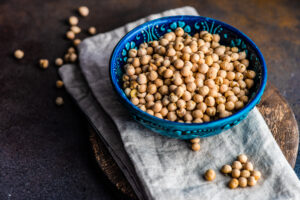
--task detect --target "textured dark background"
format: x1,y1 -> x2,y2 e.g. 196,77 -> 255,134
0,0 -> 299,199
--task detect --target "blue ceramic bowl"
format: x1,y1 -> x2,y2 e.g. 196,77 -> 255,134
110,16 -> 267,139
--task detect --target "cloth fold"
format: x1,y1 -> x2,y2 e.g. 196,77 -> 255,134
59,6 -> 300,200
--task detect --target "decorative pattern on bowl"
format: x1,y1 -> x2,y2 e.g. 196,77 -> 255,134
110,16 -> 267,139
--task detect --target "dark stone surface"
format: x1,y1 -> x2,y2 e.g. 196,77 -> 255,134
0,0 -> 299,199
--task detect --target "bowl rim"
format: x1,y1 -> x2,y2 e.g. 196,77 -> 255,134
109,15 -> 267,127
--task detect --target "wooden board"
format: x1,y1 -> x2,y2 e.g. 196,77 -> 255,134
89,83 -> 299,199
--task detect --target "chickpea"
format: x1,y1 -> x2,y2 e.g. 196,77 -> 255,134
232,169 -> 241,178
56,80 -> 64,88
147,84 -> 157,94
232,161 -> 243,170
228,178 -> 239,189
186,100 -> 196,111
221,165 -> 232,174
146,109 -> 154,115
204,96 -> 215,107
176,108 -> 187,118
247,176 -> 257,186
175,27 -> 184,37
227,95 -> 238,103
240,95 -> 249,103
215,46 -> 226,56
146,101 -> 155,109
69,16 -> 78,25
39,59 -> 49,69
131,97 -> 139,105
239,177 -> 248,188
139,105 -> 146,111
245,79 -> 254,89
152,102 -> 163,113
240,170 -> 251,178
191,94 -> 202,103
196,102 -> 207,112
225,101 -> 234,111
14,49 -> 24,59
241,59 -> 249,67
186,82 -> 196,93
252,170 -> 261,180
190,138 -> 200,144
145,94 -> 154,102
243,162 -> 254,171
238,51 -> 246,60
55,97 -> 64,106
206,107 -> 216,117
174,59 -> 184,69
236,63 -> 246,73
204,169 -> 216,181
160,107 -> 168,117
192,109 -> 203,118
137,74 -> 147,85
198,63 -> 209,74
199,86 -> 210,96
219,110 -> 231,118
192,143 -> 201,151
154,113 -> 163,119
167,111 -> 177,121
88,27 -> 97,35
181,110 -> 192,121
169,93 -> 179,103
198,115 -> 207,123
217,104 -> 226,113
226,71 -> 235,81
160,38 -> 169,46
55,58 -> 63,66
128,49 -> 137,58
181,91 -> 192,101
139,98 -> 146,104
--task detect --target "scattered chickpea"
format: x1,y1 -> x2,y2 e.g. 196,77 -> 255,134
73,39 -> 81,46
232,161 -> 243,170
14,49 -> 24,59
241,170 -> 251,178
88,26 -> 97,35
243,162 -> 254,171
204,169 -> 216,181
66,31 -> 75,40
239,177 -> 248,188
191,143 -> 201,151
55,58 -> 64,66
55,97 -> 64,106
252,170 -> 261,180
70,26 -> 81,34
221,165 -> 232,174
228,178 -> 239,189
190,138 -> 200,144
78,6 -> 89,17
39,59 -> 49,69
56,80 -> 64,88
238,154 -> 248,164
247,176 -> 257,186
231,169 -> 241,178
69,16 -> 78,26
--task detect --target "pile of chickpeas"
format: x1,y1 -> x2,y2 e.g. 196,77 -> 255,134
204,154 -> 262,189
122,27 -> 256,123
222,154 -> 261,189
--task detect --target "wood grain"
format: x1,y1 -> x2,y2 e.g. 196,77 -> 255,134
89,83 -> 299,199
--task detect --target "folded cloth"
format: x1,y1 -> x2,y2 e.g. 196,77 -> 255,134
59,6 -> 300,200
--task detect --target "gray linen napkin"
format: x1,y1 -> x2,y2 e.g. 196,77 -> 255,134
59,6 -> 300,200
